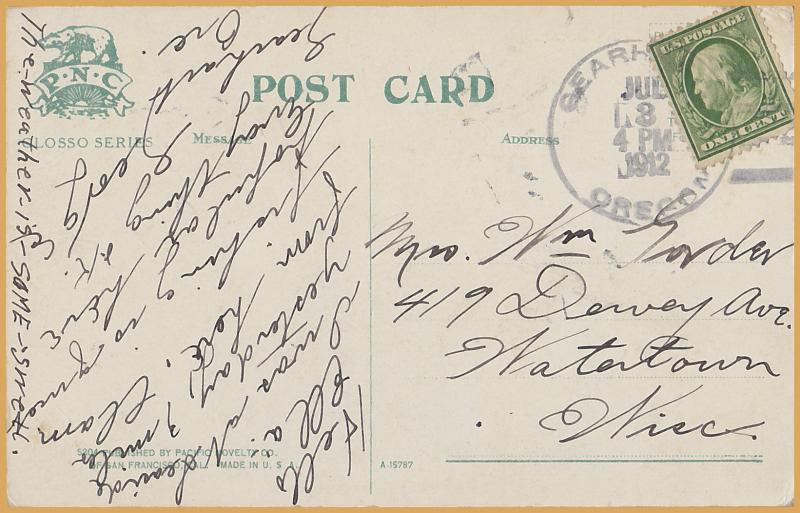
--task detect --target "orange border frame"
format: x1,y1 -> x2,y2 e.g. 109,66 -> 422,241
1,0 -> 797,511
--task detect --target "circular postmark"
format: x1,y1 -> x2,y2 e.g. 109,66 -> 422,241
547,39 -> 728,225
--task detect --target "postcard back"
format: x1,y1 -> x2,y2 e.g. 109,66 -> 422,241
5,5 -> 795,506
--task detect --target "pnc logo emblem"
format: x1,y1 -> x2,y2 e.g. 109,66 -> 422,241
32,25 -> 134,119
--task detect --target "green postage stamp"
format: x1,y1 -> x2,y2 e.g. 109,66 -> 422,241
649,6 -> 793,166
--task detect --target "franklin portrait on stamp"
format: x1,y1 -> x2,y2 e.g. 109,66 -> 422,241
688,40 -> 762,126
649,6 -> 793,164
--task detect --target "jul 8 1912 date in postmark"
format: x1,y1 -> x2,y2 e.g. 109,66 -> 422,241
649,6 -> 793,165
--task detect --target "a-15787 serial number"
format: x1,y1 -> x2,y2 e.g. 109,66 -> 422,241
380,460 -> 414,469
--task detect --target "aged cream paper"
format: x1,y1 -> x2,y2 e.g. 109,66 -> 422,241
6,6 -> 794,506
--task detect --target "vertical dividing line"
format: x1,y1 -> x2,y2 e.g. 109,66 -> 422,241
368,138 -> 373,495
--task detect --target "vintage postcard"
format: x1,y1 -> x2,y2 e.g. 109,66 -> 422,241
5,5 -> 794,507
